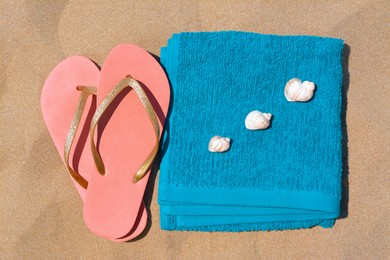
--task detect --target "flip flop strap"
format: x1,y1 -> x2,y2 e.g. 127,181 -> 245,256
90,76 -> 160,183
64,86 -> 97,189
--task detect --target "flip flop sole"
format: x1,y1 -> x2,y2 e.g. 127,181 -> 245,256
83,44 -> 170,239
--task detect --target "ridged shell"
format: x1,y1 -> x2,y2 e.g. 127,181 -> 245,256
245,110 -> 272,130
284,78 -> 315,102
208,136 -> 231,153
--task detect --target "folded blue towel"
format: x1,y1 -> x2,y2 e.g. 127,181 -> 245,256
158,31 -> 344,231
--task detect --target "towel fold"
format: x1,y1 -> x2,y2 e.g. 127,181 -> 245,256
158,31 -> 344,231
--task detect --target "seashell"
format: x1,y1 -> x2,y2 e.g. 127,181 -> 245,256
208,136 -> 231,153
245,110 -> 272,130
284,78 -> 316,102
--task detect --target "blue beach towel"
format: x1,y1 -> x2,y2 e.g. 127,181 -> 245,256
158,31 -> 344,231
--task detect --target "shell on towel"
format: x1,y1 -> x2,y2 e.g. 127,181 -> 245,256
284,78 -> 316,102
245,110 -> 272,130
208,136 -> 231,153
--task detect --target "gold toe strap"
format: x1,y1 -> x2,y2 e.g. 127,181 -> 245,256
64,86 -> 97,189
90,76 -> 160,183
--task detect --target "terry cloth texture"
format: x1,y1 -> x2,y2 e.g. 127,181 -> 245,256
158,31 -> 344,232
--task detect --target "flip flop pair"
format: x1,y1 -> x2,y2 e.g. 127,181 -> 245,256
41,44 -> 170,241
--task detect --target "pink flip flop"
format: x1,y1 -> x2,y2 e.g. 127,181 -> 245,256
41,56 -> 99,200
83,44 -> 170,239
41,56 -> 148,242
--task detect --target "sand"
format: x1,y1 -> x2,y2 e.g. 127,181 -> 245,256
1,1 -> 389,259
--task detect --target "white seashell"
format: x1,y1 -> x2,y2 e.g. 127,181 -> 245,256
245,110 -> 272,130
208,136 -> 231,153
284,78 -> 316,102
